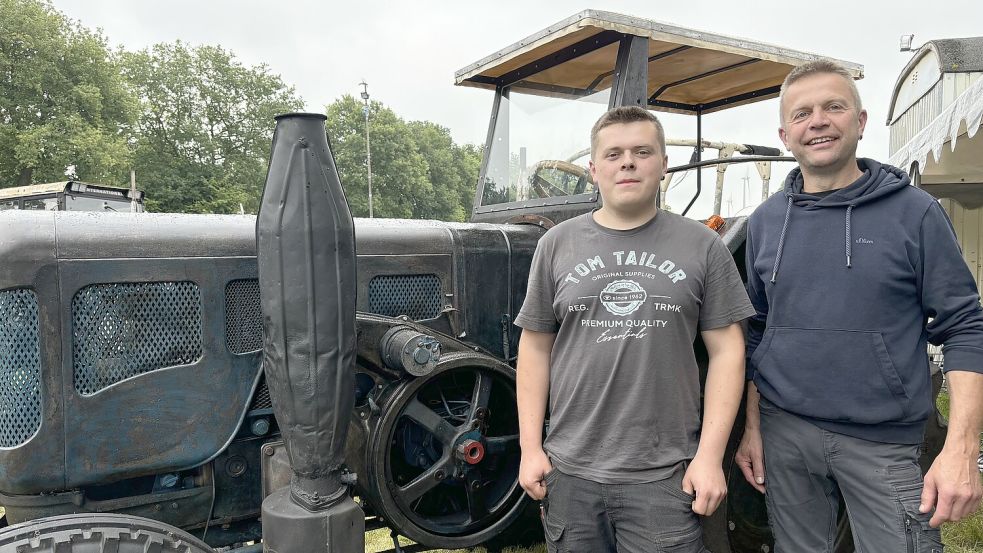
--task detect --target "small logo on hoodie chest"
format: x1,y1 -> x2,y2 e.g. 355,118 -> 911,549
856,237 -> 874,245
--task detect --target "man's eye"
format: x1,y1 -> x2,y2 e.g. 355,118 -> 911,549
828,103 -> 845,111
606,152 -> 619,159
636,149 -> 651,156
792,111 -> 809,120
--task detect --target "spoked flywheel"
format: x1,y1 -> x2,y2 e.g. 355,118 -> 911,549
366,353 -> 527,548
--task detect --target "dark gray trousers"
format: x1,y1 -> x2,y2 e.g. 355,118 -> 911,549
540,464 -> 708,553
759,398 -> 944,553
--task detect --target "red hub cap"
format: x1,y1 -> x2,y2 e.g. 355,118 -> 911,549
456,439 -> 485,464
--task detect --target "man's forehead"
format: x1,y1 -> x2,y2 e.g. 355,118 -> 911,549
596,121 -> 660,148
783,73 -> 855,106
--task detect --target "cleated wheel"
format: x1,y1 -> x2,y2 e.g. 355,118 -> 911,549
366,354 -> 527,549
0,513 -> 213,552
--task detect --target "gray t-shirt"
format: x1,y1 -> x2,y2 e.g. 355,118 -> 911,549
515,210 -> 754,484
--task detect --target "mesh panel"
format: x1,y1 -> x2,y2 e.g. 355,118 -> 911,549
0,289 -> 42,447
226,279 -> 263,354
73,282 -> 202,396
367,274 -> 443,321
250,376 -> 273,411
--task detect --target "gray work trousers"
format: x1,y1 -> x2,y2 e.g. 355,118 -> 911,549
540,464 -> 708,553
759,398 -> 944,553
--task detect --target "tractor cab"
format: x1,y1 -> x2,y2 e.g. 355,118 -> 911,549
0,181 -> 145,212
457,10 -> 862,226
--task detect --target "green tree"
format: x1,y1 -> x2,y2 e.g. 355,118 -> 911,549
325,96 -> 481,222
326,96 -> 430,219
0,0 -> 136,187
122,42 -> 303,213
407,121 -> 481,221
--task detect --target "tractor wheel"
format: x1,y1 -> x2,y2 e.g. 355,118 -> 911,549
0,513 -> 213,552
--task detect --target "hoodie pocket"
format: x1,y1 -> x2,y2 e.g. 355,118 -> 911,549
753,327 -> 908,424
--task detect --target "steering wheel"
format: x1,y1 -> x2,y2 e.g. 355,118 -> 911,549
529,160 -> 592,198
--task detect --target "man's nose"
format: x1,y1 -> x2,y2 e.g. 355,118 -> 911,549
808,108 -> 831,128
621,153 -> 636,169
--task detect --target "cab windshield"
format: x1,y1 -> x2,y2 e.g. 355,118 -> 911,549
480,86 -> 610,207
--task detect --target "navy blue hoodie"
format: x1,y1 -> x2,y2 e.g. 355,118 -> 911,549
746,158 -> 983,444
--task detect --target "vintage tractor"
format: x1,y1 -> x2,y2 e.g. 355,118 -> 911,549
0,9 -> 949,553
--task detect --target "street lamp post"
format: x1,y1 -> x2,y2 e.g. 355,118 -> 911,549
360,80 -> 373,218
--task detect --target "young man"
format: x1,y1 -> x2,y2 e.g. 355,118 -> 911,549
515,105 -> 753,553
737,60 -> 983,552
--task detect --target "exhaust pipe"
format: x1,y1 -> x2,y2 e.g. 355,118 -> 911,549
256,113 -> 364,552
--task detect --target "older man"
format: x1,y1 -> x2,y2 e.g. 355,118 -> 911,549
738,60 -> 983,552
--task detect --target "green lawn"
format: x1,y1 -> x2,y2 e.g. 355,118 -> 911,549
364,527 -> 545,553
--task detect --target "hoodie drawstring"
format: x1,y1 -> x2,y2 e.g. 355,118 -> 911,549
845,205 -> 854,268
771,195 -> 793,283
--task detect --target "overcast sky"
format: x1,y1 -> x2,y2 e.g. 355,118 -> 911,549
54,0 -> 983,216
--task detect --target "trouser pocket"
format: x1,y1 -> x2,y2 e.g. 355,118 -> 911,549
889,464 -> 943,553
540,469 -> 566,552
649,467 -> 706,553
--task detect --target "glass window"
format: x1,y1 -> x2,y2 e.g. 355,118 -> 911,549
66,195 -> 134,212
480,86 -> 610,207
22,197 -> 58,210
0,200 -> 19,211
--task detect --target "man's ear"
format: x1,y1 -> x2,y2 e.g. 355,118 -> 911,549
858,109 -> 868,139
778,125 -> 790,151
589,160 -> 597,181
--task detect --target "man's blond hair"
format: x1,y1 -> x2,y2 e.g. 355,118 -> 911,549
590,106 -> 666,157
779,60 -> 862,125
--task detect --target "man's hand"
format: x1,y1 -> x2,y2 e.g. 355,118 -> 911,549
682,452 -> 727,516
686,322 -> 744,516
921,370 -> 983,527
519,447 -> 554,500
920,446 -> 983,527
735,426 -> 766,493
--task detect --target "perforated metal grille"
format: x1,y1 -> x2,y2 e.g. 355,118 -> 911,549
72,282 -> 202,395
250,376 -> 273,411
226,279 -> 263,354
367,274 -> 443,321
0,289 -> 42,447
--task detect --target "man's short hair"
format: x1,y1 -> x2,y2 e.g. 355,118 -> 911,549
779,60 -> 863,125
590,105 -> 666,157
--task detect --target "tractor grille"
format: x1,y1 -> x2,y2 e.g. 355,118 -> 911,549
250,376 -> 273,411
0,289 -> 42,447
226,279 -> 263,354
72,282 -> 202,396
367,274 -> 443,321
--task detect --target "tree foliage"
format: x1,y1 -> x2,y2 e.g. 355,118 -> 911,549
121,42 -> 303,213
325,96 -> 479,222
0,2 -> 482,220
0,0 -> 135,186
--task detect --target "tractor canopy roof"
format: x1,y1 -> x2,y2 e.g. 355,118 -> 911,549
455,9 -> 863,114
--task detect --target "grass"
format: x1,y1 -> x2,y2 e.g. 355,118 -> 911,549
363,527 -> 544,553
